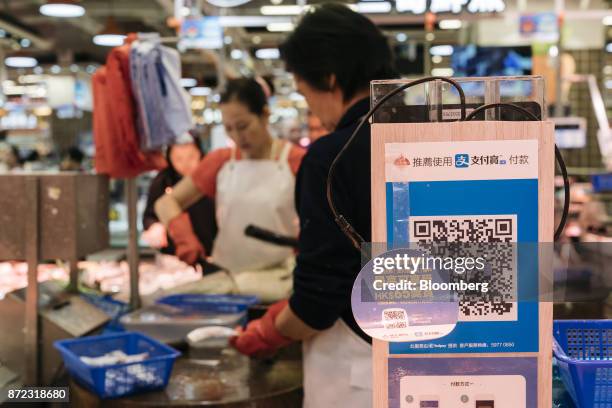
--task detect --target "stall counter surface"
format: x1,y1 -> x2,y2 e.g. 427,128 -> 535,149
69,346 -> 302,407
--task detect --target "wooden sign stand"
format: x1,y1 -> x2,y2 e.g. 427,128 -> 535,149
370,120 -> 554,408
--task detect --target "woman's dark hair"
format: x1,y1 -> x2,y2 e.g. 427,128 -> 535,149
280,3 -> 396,101
166,132 -> 204,172
220,78 -> 268,115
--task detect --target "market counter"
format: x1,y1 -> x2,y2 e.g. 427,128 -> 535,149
69,355 -> 302,407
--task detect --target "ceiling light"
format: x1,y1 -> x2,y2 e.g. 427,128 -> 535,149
255,48 -> 280,59
190,87 -> 212,96
266,22 -> 294,32
70,64 -> 79,73
231,49 -> 243,60
439,19 -> 462,30
432,55 -> 442,64
352,2 -> 392,13
33,66 -> 43,74
431,68 -> 454,77
260,5 -> 305,15
181,6 -> 190,17
5,57 -> 38,68
429,45 -> 454,56
180,78 -> 197,88
252,36 -> 262,44
93,34 -> 125,47
425,33 -> 435,41
219,16 -> 293,27
93,17 -> 125,47
603,15 -> 612,26
39,1 -> 85,18
20,39 -> 31,48
607,43 -> 612,53
224,36 -> 232,44
396,33 -> 407,42
51,65 -> 61,74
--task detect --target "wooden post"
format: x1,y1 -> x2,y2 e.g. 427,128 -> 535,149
24,176 -> 40,385
126,178 -> 141,310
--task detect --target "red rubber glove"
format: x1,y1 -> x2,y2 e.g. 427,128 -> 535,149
167,213 -> 205,266
230,300 -> 293,356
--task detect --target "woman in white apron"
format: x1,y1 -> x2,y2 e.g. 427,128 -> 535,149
231,4 -> 396,407
155,78 -> 305,302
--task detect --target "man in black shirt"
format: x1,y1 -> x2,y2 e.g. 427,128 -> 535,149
231,4 -> 396,407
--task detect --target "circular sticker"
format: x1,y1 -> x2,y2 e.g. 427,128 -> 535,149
351,248 -> 460,342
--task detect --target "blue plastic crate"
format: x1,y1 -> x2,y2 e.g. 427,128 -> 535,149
54,332 -> 180,399
81,293 -> 129,332
591,173 -> 612,193
553,320 -> 612,408
156,294 -> 259,314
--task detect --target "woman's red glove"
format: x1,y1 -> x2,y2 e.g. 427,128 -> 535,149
230,299 -> 293,356
167,213 -> 205,265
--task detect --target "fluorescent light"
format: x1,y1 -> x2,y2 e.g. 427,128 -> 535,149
431,68 -> 454,77
260,5 -> 305,15
230,49 -> 243,60
93,34 -> 126,47
5,57 -> 38,68
429,45 -> 454,56
180,78 -> 197,88
219,16 -> 292,27
267,22 -> 294,32
255,48 -> 280,59
189,87 -> 212,96
604,16 -> 612,26
39,3 -> 85,18
396,33 -> 407,42
439,19 -> 462,29
353,1 -> 392,13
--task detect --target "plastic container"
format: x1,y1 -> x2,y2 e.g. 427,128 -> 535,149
553,320 -> 612,408
120,304 -> 245,344
54,332 -> 180,399
156,294 -> 259,314
81,293 -> 129,332
591,173 -> 612,193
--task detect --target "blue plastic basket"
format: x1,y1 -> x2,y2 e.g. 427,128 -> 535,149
553,320 -> 612,408
54,332 -> 180,399
81,293 -> 130,332
591,173 -> 612,193
156,294 -> 259,314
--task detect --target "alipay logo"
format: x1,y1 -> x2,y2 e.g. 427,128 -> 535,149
455,154 -> 469,168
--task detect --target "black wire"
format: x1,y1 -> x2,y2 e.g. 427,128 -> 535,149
326,77 -> 467,254
464,103 -> 570,241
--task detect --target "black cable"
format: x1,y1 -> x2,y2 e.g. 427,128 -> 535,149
464,103 -> 570,241
326,77 -> 467,254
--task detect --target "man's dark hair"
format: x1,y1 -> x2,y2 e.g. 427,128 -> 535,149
220,78 -> 268,116
280,3 -> 396,101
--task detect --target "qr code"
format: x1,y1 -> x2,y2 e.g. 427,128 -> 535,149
409,215 -> 517,322
382,308 -> 409,329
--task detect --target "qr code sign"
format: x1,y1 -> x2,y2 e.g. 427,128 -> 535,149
409,215 -> 518,322
382,308 -> 409,329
